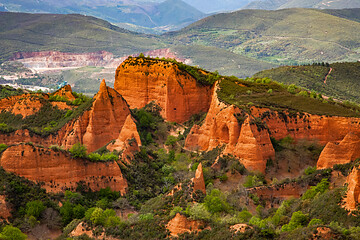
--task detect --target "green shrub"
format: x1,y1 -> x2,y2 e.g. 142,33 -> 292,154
69,143 -> 87,158
170,206 -> 183,217
139,213 -> 154,221
308,218 -> 323,227
0,225 -> 27,240
302,178 -> 329,200
281,211 -> 309,232
186,203 -> 211,221
25,200 -> 45,219
204,189 -> 229,214
287,84 -> 297,94
0,144 -> 7,153
304,166 -> 316,175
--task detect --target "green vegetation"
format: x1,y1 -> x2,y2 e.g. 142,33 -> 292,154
217,75 -> 360,117
0,90 -> 94,136
166,8 -> 360,65
0,85 -> 26,99
0,12 -> 163,63
254,62 -> 360,104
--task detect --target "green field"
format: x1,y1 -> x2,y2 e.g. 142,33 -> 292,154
254,62 -> 360,104
165,8 -> 360,65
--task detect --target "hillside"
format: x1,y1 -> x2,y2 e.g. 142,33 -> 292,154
254,61 -> 360,104
0,58 -> 360,239
165,8 -> 360,65
0,12 -> 163,62
0,0 -> 205,32
171,45 -> 276,77
243,0 -> 360,10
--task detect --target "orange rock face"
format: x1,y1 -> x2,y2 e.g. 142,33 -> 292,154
0,93 -> 44,117
185,84 -> 360,173
0,195 -> 11,220
107,115 -> 141,161
185,86 -> 275,173
0,144 -> 128,194
343,167 -> 360,212
230,224 -> 253,234
0,80 -> 140,157
192,163 -> 206,194
79,79 -> 132,152
317,132 -> 360,169
114,57 -> 213,123
53,84 -> 76,101
166,213 -> 204,237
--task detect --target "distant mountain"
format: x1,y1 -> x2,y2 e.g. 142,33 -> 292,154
320,8 -> 360,23
182,0 -> 252,13
165,8 -> 360,65
0,0 -> 205,32
244,0 -> 360,10
0,12 -> 163,62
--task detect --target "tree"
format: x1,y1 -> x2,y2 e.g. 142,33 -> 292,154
69,143 -> 87,158
26,200 -> 45,219
0,225 -> 27,240
204,189 -> 229,214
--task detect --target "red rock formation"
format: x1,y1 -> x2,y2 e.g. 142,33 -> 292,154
230,224 -> 253,234
166,213 -> 204,237
79,79 -> 132,152
185,85 -> 275,173
192,163 -> 206,194
0,93 -> 44,117
53,84 -> 76,101
343,167 -> 360,212
0,80 -> 140,156
0,195 -> 11,220
185,83 -> 360,173
0,144 -> 127,194
317,132 -> 360,169
107,115 -> 141,161
114,57 -> 213,123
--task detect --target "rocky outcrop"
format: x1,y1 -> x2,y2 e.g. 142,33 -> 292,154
76,79 -> 132,152
0,195 -> 11,220
185,85 -> 275,173
192,163 -> 206,194
70,222 -> 106,239
0,93 -> 45,117
0,80 -> 140,156
185,83 -> 360,173
230,224 -> 253,234
166,213 -> 204,237
114,57 -> 213,123
107,115 -> 141,161
0,144 -> 127,194
343,167 -> 360,212
53,84 -> 76,101
317,132 -> 360,169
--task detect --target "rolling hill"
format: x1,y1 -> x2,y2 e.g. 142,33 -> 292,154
0,12 -> 164,62
243,0 -> 360,10
253,62 -> 360,104
0,0 -> 206,32
165,8 -> 360,65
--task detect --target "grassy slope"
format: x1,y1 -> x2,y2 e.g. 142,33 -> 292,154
320,8 -> 360,23
171,45 -> 276,77
0,12 -> 164,62
165,8 -> 360,64
254,62 -> 360,103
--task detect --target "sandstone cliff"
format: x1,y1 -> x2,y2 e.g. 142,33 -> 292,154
343,167 -> 360,212
185,83 -> 360,173
114,57 -> 213,123
166,213 -> 205,237
0,144 -> 128,194
317,132 -> 360,169
192,163 -> 206,194
0,93 -> 45,117
107,114 -> 141,161
53,84 -> 76,101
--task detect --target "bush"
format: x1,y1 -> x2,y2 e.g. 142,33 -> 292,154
204,189 -> 229,214
287,84 -> 297,94
165,135 -> 177,147
170,206 -> 183,217
0,225 -> 27,240
187,203 -> 211,221
69,143 -> 87,158
302,178 -> 329,200
25,200 -> 45,219
281,211 -> 309,232
304,166 -> 316,175
308,218 -> 323,227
